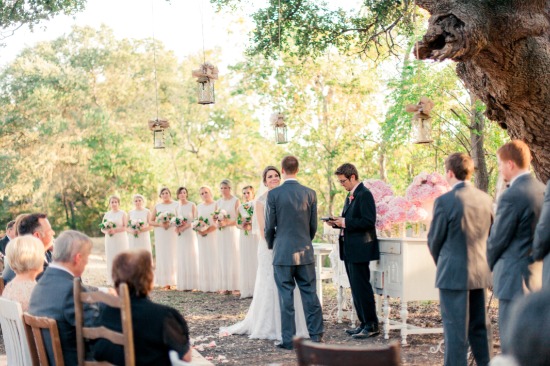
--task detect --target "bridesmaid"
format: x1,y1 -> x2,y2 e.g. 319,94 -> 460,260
215,179 -> 240,293
101,195 -> 129,285
237,185 -> 258,298
175,187 -> 199,291
150,187 -> 178,289
127,194 -> 152,255
196,186 -> 220,292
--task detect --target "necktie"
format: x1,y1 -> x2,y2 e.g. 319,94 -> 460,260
343,193 -> 351,212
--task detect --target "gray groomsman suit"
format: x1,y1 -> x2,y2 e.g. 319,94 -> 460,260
428,181 -> 493,366
265,179 -> 323,348
487,173 -> 545,348
533,180 -> 550,288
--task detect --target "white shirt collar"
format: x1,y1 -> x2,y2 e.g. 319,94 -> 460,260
48,263 -> 75,277
350,182 -> 361,196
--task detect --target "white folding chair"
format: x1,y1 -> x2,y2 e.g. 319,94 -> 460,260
0,298 -> 33,366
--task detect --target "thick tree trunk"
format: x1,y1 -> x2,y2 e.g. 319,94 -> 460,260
469,93 -> 489,192
415,0 -> 550,182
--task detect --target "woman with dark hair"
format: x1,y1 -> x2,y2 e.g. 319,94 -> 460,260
149,187 -> 178,289
175,187 -> 199,291
219,166 -> 308,341
94,249 -> 192,365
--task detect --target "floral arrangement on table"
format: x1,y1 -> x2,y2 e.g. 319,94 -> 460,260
171,216 -> 188,236
405,204 -> 429,237
212,209 -> 230,230
405,172 -> 450,205
237,203 -> 254,236
127,219 -> 145,238
192,216 -> 210,234
363,179 -> 394,204
156,212 -> 175,230
375,196 -> 413,237
99,219 -> 117,236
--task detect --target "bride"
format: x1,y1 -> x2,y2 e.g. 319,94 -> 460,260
220,165 -> 309,341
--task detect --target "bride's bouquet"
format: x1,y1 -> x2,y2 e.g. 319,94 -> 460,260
127,219 -> 145,238
171,216 -> 188,236
212,209 -> 230,230
99,219 -> 117,236
192,216 -> 210,235
156,212 -> 175,228
237,203 -> 254,235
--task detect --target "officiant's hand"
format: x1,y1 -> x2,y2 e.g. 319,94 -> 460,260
328,217 -> 344,228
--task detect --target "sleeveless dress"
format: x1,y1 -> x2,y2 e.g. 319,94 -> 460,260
219,193 -> 309,341
154,201 -> 178,287
104,210 -> 129,285
176,202 -> 199,290
237,201 -> 259,298
197,202 -> 220,292
216,196 -> 240,291
128,209 -> 152,254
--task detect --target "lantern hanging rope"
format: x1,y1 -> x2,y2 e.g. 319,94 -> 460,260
193,0 -> 218,104
270,0 -> 289,144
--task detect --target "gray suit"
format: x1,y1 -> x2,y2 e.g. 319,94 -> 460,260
428,181 -> 493,366
487,173 -> 545,346
28,267 -> 99,365
533,180 -> 550,288
265,180 -> 323,347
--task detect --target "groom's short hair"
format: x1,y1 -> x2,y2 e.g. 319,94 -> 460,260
281,156 -> 299,174
335,163 -> 359,181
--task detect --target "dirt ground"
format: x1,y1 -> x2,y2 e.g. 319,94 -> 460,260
1,238 -> 501,365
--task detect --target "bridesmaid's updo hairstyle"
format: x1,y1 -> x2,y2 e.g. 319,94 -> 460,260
158,187 -> 171,197
112,249 -> 154,298
109,195 -> 120,205
262,166 -> 281,184
199,186 -> 212,196
176,187 -> 188,196
220,179 -> 231,188
133,194 -> 146,204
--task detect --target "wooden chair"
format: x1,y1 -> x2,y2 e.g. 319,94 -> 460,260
0,275 -> 5,295
293,337 -> 401,366
23,313 -> 65,366
73,278 -> 135,366
0,298 -> 33,366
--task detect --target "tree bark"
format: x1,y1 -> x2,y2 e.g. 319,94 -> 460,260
415,0 -> 550,182
469,93 -> 489,192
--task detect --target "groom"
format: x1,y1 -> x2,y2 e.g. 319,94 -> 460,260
265,155 -> 324,350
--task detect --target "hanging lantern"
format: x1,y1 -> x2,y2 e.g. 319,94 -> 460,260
192,63 -> 219,105
271,112 -> 288,144
405,96 -> 434,144
148,119 -> 170,149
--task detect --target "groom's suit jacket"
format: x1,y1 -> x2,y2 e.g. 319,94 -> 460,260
339,182 -> 380,263
265,180 -> 317,266
487,174 -> 545,299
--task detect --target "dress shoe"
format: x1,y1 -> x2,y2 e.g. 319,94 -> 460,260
276,343 -> 293,350
345,325 -> 364,336
310,334 -> 324,343
352,323 -> 380,339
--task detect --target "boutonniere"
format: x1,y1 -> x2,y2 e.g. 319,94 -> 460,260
349,195 -> 354,202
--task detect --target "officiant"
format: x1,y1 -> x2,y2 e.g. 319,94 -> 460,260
328,163 -> 380,339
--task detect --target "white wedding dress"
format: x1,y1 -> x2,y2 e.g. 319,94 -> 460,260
219,192 -> 309,341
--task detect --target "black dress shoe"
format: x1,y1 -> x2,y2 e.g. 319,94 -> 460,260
352,323 -> 380,339
310,334 -> 324,343
276,343 -> 293,350
345,325 -> 364,335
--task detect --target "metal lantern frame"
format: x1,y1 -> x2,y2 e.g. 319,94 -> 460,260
412,116 -> 434,144
149,119 -> 169,149
275,124 -> 288,144
197,76 -> 215,105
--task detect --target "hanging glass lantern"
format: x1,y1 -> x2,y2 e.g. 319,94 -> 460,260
148,119 -> 169,149
197,76 -> 215,104
405,97 -> 434,145
192,63 -> 219,105
271,112 -> 288,144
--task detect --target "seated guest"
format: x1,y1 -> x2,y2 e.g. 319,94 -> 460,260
94,249 -> 192,365
2,235 -> 44,311
29,230 -> 99,366
0,220 -> 16,255
3,213 -> 55,283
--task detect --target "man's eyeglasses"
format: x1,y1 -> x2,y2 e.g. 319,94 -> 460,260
338,178 -> 349,184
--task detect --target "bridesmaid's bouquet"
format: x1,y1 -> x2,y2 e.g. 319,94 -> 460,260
99,220 -> 117,237
156,212 -> 175,229
127,219 -> 145,238
192,216 -> 210,235
171,216 -> 188,236
212,209 -> 230,230
237,203 -> 254,235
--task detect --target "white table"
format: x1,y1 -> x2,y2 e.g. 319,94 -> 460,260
313,243 -> 334,307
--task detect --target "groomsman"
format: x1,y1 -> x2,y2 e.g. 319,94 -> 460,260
428,153 -> 493,366
328,163 -> 380,339
533,180 -> 550,288
487,140 -> 545,350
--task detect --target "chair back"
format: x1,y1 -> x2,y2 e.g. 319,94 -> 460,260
293,337 -> 401,366
73,278 -> 135,366
0,275 -> 4,295
0,298 -> 33,366
23,312 -> 65,366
